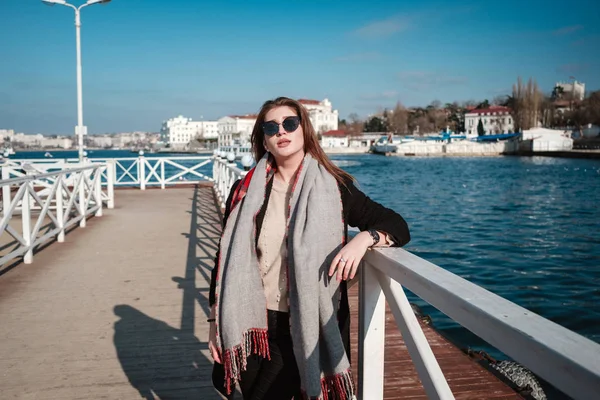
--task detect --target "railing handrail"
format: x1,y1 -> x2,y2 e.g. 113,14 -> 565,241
0,162 -> 112,266
0,165 -> 102,186
4,156 -> 212,162
362,247 -> 600,399
213,157 -> 245,176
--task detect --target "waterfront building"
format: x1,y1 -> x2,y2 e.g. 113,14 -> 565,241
40,137 -> 73,149
160,116 -> 217,150
555,80 -> 585,101
465,106 -> 514,135
196,121 -> 219,139
88,136 -> 113,149
299,98 -> 339,134
217,115 -> 257,148
520,127 -> 573,152
321,130 -> 349,148
0,129 -> 15,140
349,133 -> 383,149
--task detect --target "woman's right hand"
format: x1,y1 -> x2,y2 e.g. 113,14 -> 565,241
208,307 -> 222,363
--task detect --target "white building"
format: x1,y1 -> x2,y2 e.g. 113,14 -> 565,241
555,80 -> 585,101
217,115 -> 257,147
197,121 -> 219,139
160,116 -> 217,150
520,127 -> 573,152
349,133 -> 382,149
299,98 -> 339,133
465,106 -> 514,135
88,136 -> 114,148
0,129 -> 15,140
321,130 -> 349,148
40,137 -> 73,149
9,133 -> 45,147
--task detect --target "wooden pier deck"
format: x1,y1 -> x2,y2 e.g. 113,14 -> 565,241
0,186 -> 521,399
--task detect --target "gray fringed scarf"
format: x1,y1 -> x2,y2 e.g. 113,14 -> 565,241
215,153 -> 355,399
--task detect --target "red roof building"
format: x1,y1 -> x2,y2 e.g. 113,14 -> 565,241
298,99 -> 321,105
229,114 -> 258,119
464,106 -> 514,135
465,106 -> 511,116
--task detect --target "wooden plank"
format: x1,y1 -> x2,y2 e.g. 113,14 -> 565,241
0,187 -> 226,399
348,283 -> 523,399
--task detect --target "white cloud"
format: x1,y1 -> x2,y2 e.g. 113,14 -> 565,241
398,71 -> 468,91
354,16 -> 411,38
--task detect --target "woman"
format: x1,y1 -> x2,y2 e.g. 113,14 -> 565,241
209,97 -> 410,399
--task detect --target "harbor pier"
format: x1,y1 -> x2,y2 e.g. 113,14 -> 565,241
1,155 -> 598,399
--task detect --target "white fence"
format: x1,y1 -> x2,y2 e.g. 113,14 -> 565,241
1,156 -> 214,190
358,249 -> 600,400
0,163 -> 113,265
211,159 -> 600,399
2,155 -> 599,399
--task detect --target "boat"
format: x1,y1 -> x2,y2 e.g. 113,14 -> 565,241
2,145 -> 15,157
372,134 -> 404,154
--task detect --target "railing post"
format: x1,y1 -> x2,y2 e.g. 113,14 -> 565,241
79,170 -> 86,228
160,159 -> 165,189
139,155 -> 146,190
374,269 -> 454,399
95,166 -> 103,217
56,175 -> 65,243
22,182 -> 33,264
2,167 -> 10,217
358,261 -> 386,399
106,161 -> 115,209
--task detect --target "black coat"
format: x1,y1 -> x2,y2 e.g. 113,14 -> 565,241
209,177 -> 410,308
210,177 -> 410,396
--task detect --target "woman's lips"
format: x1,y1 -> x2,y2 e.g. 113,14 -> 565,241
277,139 -> 291,148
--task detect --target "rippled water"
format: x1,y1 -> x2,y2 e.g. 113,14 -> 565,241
334,154 -> 600,357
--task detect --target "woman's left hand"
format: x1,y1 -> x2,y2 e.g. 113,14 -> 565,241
329,231 -> 373,282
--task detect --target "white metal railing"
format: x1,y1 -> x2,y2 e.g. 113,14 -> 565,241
358,247 -> 600,400
3,156 -> 214,190
0,164 -> 113,265
4,155 -> 246,210
213,157 -> 247,208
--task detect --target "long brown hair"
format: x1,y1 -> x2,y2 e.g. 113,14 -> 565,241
250,97 -> 354,185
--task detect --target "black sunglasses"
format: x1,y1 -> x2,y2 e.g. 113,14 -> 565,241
262,116 -> 301,136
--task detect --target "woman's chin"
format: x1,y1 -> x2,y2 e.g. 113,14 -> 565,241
272,147 -> 303,160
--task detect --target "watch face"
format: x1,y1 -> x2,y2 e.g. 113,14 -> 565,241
370,229 -> 380,244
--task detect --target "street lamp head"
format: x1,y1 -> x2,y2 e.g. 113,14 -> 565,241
86,0 -> 111,5
42,0 -> 67,5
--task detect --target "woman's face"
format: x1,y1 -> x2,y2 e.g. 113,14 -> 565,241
263,106 -> 305,162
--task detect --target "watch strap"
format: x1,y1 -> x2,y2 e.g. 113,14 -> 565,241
367,229 -> 380,247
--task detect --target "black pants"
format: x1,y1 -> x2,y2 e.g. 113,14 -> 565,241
213,310 -> 302,400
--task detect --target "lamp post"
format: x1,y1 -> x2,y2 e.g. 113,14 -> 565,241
42,0 -> 111,162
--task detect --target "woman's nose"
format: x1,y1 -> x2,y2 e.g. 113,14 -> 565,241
277,123 -> 286,135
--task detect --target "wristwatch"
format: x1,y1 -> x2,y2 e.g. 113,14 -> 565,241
367,229 -> 380,248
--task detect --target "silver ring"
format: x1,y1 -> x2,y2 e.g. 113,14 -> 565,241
339,258 -> 346,264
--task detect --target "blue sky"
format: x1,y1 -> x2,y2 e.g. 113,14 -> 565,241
2,0 -> 599,135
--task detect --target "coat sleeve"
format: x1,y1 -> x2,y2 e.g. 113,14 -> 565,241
209,179 -> 241,307
342,180 -> 410,247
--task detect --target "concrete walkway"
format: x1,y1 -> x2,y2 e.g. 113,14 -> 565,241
0,186 -> 225,399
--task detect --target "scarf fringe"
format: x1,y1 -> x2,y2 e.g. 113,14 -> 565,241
300,369 -> 356,400
223,328 -> 270,394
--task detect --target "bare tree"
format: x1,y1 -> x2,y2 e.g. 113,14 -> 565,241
346,113 -> 364,136
388,102 -> 409,134
511,76 -> 544,131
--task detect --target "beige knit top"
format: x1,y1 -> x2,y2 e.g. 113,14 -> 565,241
257,176 -> 292,312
